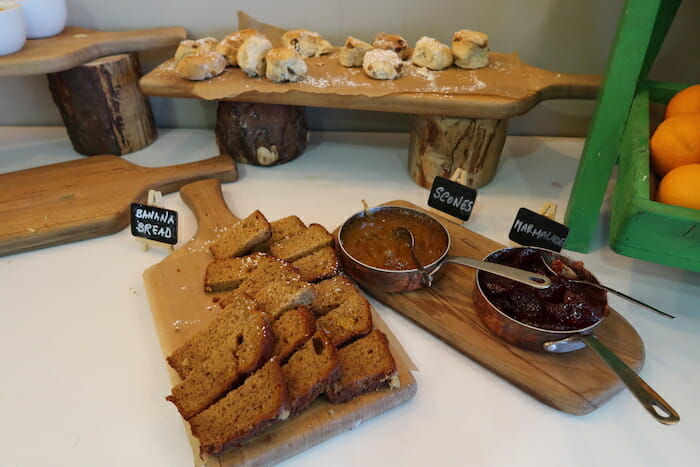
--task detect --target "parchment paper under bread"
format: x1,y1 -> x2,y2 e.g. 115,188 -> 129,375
144,11 -> 534,102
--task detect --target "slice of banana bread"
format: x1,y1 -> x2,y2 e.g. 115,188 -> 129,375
204,252 -> 285,293
210,210 -> 272,259
325,329 -> 398,404
272,306 -> 316,362
292,246 -> 340,283
282,331 -> 340,417
167,294 -> 261,379
166,307 -> 274,419
253,215 -> 307,252
189,358 -> 289,456
316,292 -> 373,347
268,223 -> 334,262
310,275 -> 360,316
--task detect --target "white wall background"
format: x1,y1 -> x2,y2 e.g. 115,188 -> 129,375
1,0 -> 698,135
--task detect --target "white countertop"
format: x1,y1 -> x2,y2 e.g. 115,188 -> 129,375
1,128 -> 698,467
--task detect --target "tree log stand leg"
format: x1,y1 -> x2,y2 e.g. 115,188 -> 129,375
408,115 -> 509,189
47,53 -> 157,156
215,102 -> 308,166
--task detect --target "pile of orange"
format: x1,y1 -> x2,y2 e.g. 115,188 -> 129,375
649,84 -> 700,210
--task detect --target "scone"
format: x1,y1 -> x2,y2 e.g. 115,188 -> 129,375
452,29 -> 489,69
281,29 -> 333,58
174,37 -> 218,62
176,50 -> 227,80
338,36 -> 373,67
265,47 -> 307,83
372,33 -> 410,60
362,49 -> 404,80
412,36 -> 453,70
237,35 -> 273,77
216,29 -> 266,66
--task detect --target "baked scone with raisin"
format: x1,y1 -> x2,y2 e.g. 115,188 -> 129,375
176,50 -> 227,81
362,49 -> 405,80
237,35 -> 273,77
452,29 -> 489,69
265,47 -> 307,83
338,36 -> 373,67
281,29 -> 333,58
412,36 -> 453,70
216,29 -> 266,66
372,33 -> 410,60
174,37 -> 218,62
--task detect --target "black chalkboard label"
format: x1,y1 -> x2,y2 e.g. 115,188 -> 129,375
130,203 -> 178,245
427,176 -> 477,222
508,207 -> 569,252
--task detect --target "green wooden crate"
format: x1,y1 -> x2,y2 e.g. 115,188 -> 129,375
610,81 -> 700,272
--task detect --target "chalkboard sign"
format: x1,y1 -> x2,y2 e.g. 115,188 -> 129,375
130,203 -> 178,245
508,207 -> 569,252
427,176 -> 477,222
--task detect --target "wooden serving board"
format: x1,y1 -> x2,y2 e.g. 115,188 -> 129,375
361,201 -> 645,416
143,179 -> 417,466
0,155 -> 237,257
0,26 -> 187,77
140,52 -> 600,119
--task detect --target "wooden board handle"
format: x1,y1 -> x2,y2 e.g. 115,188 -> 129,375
179,179 -> 239,241
145,155 -> 238,195
538,71 -> 601,101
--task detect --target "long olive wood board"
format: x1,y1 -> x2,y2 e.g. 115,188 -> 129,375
0,26 -> 186,76
0,155 -> 237,257
361,200 -> 644,416
143,179 -> 417,467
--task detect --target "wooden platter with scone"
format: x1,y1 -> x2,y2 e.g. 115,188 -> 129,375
143,179 -> 416,466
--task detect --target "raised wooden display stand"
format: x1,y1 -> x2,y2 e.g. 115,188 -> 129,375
0,26 -> 186,156
141,51 -> 601,187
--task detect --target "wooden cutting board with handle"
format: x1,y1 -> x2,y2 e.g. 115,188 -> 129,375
0,26 -> 187,77
143,179 -> 417,466
0,155 -> 237,257
361,200 -> 645,416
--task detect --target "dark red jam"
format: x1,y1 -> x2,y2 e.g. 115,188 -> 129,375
479,247 -> 608,331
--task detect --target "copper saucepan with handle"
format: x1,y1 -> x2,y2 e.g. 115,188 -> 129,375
337,205 -> 549,293
473,246 -> 680,425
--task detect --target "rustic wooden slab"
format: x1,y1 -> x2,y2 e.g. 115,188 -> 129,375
143,179 -> 417,466
360,200 -> 645,416
0,155 -> 237,257
140,52 -> 600,119
0,26 -> 186,76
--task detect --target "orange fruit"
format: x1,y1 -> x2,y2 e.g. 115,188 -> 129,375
656,163 -> 700,210
665,84 -> 700,119
649,113 -> 700,177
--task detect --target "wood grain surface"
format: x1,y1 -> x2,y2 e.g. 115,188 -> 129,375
139,52 -> 600,119
143,179 -> 417,467
0,155 -> 237,257
361,200 -> 645,416
0,26 -> 186,76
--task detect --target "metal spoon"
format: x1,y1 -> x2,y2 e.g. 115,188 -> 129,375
393,227 -> 551,289
540,251 -> 675,320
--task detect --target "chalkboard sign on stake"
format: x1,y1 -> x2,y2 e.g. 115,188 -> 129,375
427,176 -> 477,222
130,190 -> 178,249
508,207 -> 569,252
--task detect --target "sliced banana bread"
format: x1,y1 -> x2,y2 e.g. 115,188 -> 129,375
209,210 -> 272,259
166,307 -> 274,419
268,223 -> 334,262
325,329 -> 398,404
253,215 -> 307,252
316,292 -> 373,347
310,275 -> 360,316
204,252 -> 285,293
282,331 -> 340,417
272,306 -> 316,362
189,358 -> 289,456
292,246 -> 340,283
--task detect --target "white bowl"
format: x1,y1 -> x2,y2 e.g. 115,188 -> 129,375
17,0 -> 66,39
0,1 -> 26,55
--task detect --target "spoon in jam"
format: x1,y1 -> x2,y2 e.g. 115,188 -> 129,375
540,251 -> 675,320
393,227 -> 551,289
